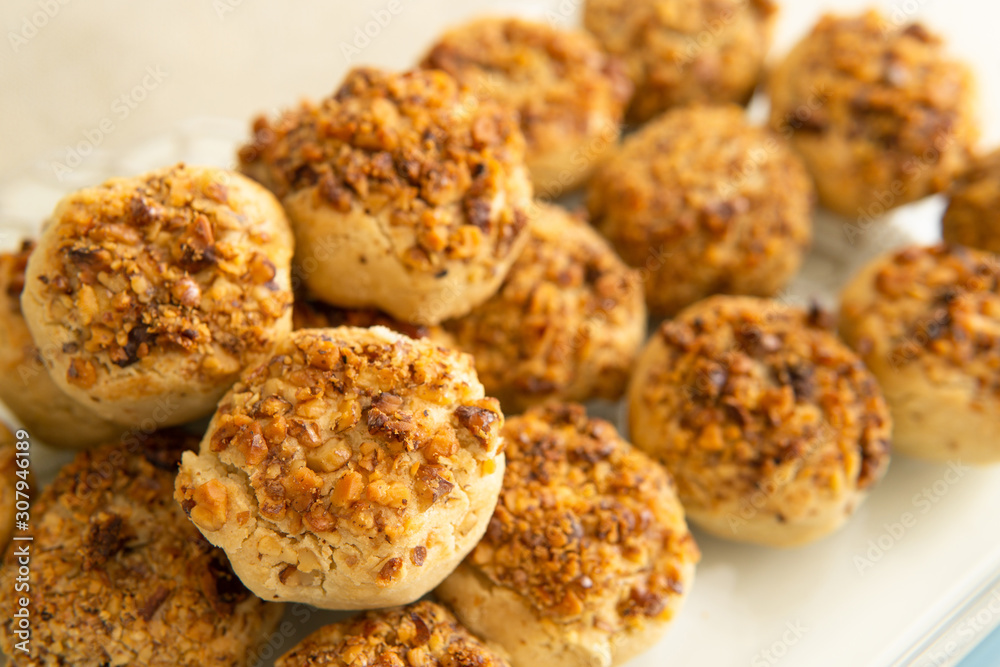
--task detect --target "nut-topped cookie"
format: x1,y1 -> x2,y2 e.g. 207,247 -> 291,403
840,244 -> 1000,465
0,240 -> 125,448
21,164 -> 294,428
275,601 -> 511,666
584,0 -> 777,122
239,67 -> 533,325
943,149 -> 1000,254
421,17 -> 632,193
588,105 -> 813,316
446,203 -> 645,412
628,296 -> 892,547
436,403 -> 698,667
175,326 -> 506,609
769,10 -> 978,217
0,430 -> 285,666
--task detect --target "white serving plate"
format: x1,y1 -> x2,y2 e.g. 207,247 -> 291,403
3,0 -> 1000,661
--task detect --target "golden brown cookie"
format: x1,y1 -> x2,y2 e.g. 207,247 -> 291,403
275,600 -> 511,666
21,164 -> 294,428
176,326 -> 506,609
588,105 -> 813,316
628,296 -> 892,547
421,17 -> 631,194
769,10 -> 978,218
239,67 -> 533,325
446,203 -> 645,412
584,0 -> 776,122
0,241 -> 126,448
436,403 -> 699,667
0,430 -> 285,666
840,244 -> 1000,465
943,149 -> 1000,253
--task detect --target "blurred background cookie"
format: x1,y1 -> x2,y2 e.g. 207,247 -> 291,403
840,244 -> 1000,465
583,0 -> 777,123
275,601 -> 510,666
942,149 -> 1000,253
176,326 -> 506,609
769,10 -> 978,218
0,430 -> 284,666
628,296 -> 892,547
437,403 -> 698,667
20,164 -> 294,428
446,203 -> 645,413
239,67 -> 533,325
588,105 -> 812,317
421,16 -> 632,194
0,241 -> 125,449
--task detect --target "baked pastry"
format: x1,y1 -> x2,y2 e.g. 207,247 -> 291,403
292,292 -> 455,348
583,0 -> 776,123
0,422 -> 16,549
420,17 -> 632,194
769,10 -> 978,217
175,326 -> 506,609
20,164 -> 294,428
0,241 -> 125,448
446,203 -> 645,412
239,67 -> 533,325
0,430 -> 285,666
587,105 -> 813,316
943,149 -> 1000,253
840,244 -> 1000,465
628,296 -> 892,547
275,600 -> 511,666
437,403 -> 698,667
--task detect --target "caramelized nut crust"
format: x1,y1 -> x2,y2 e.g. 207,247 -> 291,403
943,149 -> 1000,254
0,431 -> 284,666
446,203 -> 645,412
275,601 -> 511,667
584,0 -> 776,122
0,240 -> 125,448
474,404 -> 696,624
21,164 -> 295,426
239,67 -> 530,276
769,10 -> 978,216
421,17 -> 631,191
629,296 -> 891,545
176,326 -> 506,608
588,105 -> 813,316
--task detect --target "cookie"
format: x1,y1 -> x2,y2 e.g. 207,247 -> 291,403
176,326 -> 506,609
840,244 -> 1000,465
239,67 -> 532,325
628,296 -> 892,547
0,430 -> 285,666
437,403 -> 699,667
446,203 -> 645,412
21,164 -> 294,428
588,105 -> 812,316
943,149 -> 1000,254
421,17 -> 631,194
